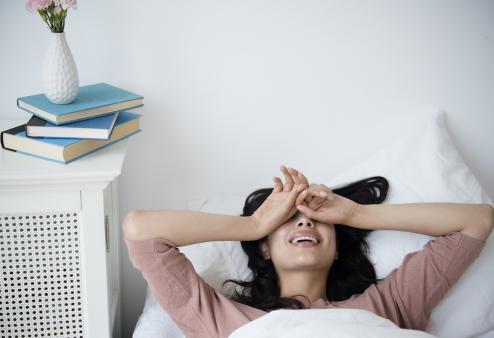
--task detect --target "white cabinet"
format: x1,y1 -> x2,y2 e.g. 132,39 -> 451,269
0,120 -> 127,338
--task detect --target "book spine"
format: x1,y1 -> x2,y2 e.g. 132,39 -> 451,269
20,129 -> 140,164
26,116 -> 47,137
55,104 -> 144,125
65,129 -> 141,163
1,124 -> 26,152
16,102 -> 56,124
28,115 -> 48,127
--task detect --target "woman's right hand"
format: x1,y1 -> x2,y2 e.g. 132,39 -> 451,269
251,165 -> 308,239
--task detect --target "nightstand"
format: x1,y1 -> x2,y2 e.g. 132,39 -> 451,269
0,120 -> 127,338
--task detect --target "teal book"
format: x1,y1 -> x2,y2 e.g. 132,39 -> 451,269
1,111 -> 141,164
26,112 -> 119,140
17,83 -> 143,125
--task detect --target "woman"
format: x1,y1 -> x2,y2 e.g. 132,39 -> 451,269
124,166 -> 493,338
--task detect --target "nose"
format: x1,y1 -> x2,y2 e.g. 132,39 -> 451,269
296,216 -> 314,228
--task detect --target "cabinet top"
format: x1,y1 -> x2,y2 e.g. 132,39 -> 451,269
0,120 -> 129,186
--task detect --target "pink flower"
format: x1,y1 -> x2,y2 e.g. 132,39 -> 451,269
25,0 -> 52,12
60,0 -> 77,10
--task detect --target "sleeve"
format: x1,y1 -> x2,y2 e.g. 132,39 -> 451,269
370,231 -> 486,330
124,238 -> 256,338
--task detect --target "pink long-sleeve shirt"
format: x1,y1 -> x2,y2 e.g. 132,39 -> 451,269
126,231 -> 485,338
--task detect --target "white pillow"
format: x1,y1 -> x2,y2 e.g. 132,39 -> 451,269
134,111 -> 493,338
328,110 -> 493,279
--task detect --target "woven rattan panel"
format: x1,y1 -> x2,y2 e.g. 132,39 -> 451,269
0,212 -> 84,338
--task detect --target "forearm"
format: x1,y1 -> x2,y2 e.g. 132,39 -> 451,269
347,203 -> 494,240
122,210 -> 258,246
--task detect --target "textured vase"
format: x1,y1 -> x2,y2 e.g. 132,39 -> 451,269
42,32 -> 79,104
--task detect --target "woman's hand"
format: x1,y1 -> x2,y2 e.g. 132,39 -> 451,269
251,165 -> 309,239
295,181 -> 333,211
295,184 -> 360,225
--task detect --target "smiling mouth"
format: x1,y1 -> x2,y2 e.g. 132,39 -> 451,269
289,236 -> 320,247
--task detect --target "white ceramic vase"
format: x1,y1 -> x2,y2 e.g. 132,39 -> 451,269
42,32 -> 79,104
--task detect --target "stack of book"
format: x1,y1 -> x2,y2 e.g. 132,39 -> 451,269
1,83 -> 143,164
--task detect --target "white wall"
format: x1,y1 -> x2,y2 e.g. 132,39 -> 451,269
1,1 -> 493,336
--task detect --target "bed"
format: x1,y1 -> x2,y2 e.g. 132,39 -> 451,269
132,111 -> 494,338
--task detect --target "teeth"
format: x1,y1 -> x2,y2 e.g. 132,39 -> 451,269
290,236 -> 318,244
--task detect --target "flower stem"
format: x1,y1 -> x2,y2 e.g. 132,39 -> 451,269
37,5 -> 68,33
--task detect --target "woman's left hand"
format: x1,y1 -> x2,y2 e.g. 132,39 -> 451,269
287,167 -> 334,211
295,181 -> 360,225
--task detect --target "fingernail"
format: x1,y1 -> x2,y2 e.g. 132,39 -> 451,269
319,191 -> 328,197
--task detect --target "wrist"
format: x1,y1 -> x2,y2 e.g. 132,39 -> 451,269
245,215 -> 263,241
346,202 -> 365,227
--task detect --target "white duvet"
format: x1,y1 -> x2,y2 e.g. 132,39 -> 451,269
228,309 -> 437,338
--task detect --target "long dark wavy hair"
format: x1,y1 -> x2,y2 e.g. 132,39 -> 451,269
224,176 -> 388,311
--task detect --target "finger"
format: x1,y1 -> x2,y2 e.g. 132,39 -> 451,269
295,190 -> 308,206
309,197 -> 327,210
288,167 -> 301,186
307,184 -> 331,198
296,204 -> 318,219
306,195 -> 314,205
321,184 -> 333,192
318,190 -> 337,200
304,188 -> 327,198
286,167 -> 298,177
280,165 -> 294,191
288,168 -> 309,194
286,184 -> 306,207
272,176 -> 283,192
295,170 -> 309,187
287,167 -> 310,187
303,192 -> 320,207
318,190 -> 329,198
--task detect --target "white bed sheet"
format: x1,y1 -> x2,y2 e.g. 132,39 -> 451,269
228,309 -> 437,338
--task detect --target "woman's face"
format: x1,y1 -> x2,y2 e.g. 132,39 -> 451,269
261,212 -> 337,273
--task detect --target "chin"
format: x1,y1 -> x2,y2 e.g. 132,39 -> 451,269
289,255 -> 331,270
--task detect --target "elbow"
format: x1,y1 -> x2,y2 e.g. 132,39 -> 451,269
123,210 -> 144,240
461,204 -> 494,241
479,204 -> 494,240
484,204 -> 494,231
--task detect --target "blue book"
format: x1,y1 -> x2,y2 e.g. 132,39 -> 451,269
17,83 -> 144,125
26,112 -> 119,140
1,111 -> 141,164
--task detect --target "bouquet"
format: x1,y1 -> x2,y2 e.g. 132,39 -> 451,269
26,0 -> 77,33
